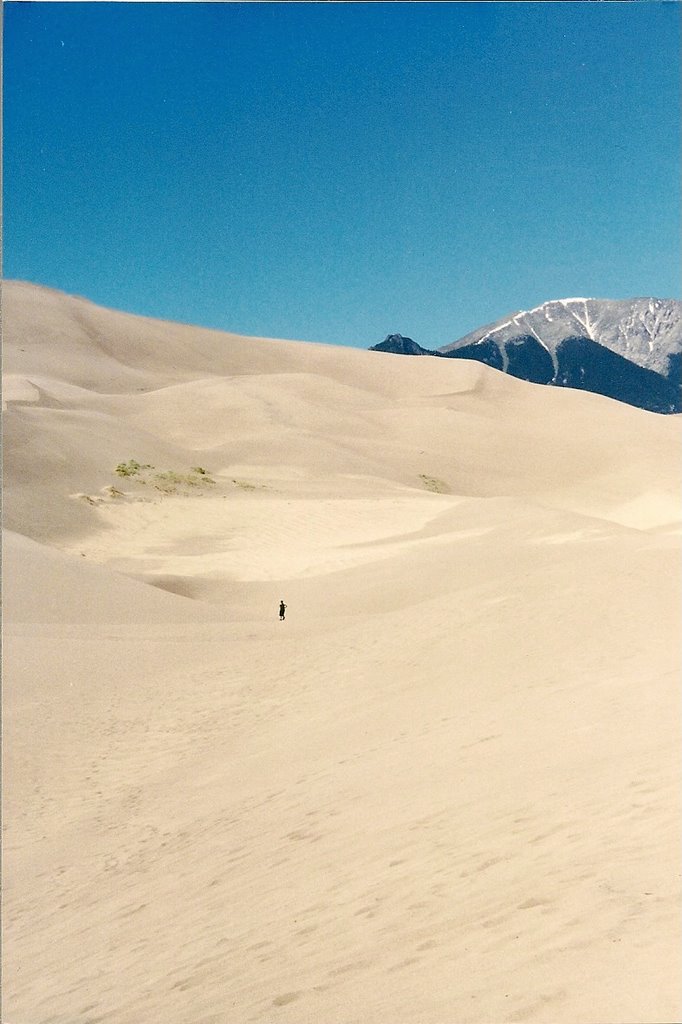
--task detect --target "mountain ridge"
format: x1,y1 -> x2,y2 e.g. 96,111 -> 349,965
370,297 -> 682,413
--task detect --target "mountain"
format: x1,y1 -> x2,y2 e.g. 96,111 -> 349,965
441,298 -> 682,375
371,298 -> 682,413
369,333 -> 436,356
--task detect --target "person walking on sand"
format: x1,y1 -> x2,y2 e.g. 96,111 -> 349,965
279,600 -> 287,621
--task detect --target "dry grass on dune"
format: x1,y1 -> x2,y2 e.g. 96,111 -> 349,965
3,281 -> 681,1024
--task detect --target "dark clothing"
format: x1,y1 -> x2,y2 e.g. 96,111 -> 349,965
279,601 -> 286,620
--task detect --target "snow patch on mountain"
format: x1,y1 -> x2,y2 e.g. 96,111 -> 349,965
441,297 -> 682,379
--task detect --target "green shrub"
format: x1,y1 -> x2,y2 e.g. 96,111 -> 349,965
153,469 -> 214,493
419,473 -> 449,494
115,459 -> 142,477
113,459 -> 213,494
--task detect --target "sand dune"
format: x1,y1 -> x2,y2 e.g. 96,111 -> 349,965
3,281 -> 681,1024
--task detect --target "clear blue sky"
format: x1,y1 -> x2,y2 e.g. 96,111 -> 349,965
4,1 -> 681,348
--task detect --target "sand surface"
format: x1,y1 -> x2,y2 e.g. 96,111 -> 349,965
3,280 -> 681,1024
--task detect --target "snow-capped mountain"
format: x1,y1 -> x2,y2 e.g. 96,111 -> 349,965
370,298 -> 682,413
440,298 -> 681,377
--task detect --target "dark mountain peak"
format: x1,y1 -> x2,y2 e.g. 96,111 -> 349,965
370,334 -> 436,356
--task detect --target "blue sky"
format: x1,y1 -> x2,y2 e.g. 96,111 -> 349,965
4,2 -> 680,348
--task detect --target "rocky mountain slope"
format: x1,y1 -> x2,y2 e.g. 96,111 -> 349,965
370,333 -> 434,356
371,298 -> 682,413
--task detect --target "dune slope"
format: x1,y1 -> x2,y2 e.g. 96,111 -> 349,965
3,281 -> 681,1024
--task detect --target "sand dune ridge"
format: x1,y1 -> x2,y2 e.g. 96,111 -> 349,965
3,282 -> 680,1024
